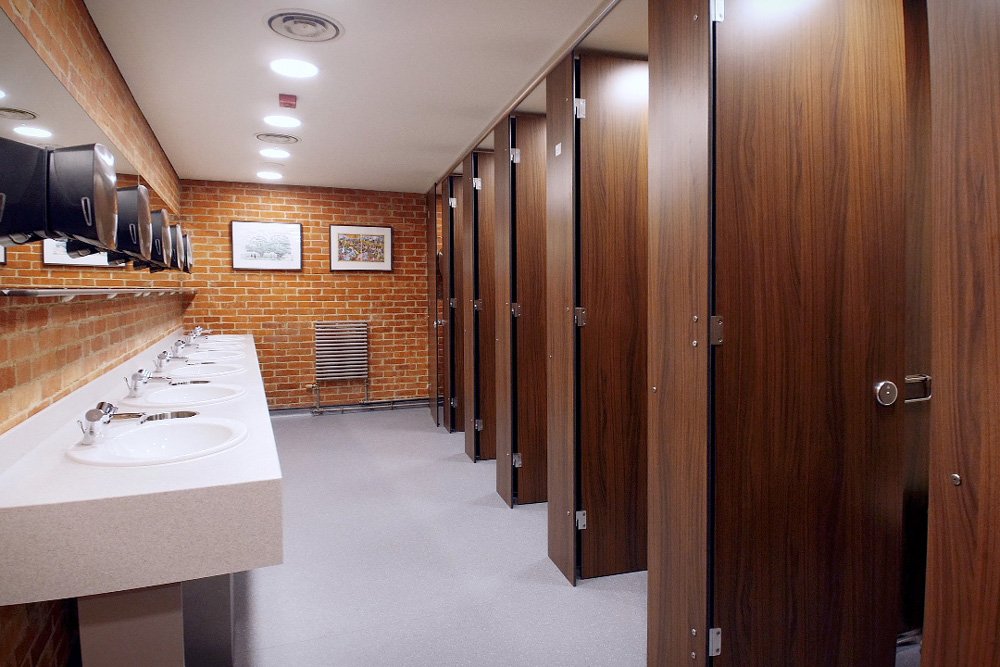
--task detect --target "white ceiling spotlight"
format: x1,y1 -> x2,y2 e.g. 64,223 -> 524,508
263,115 -> 301,129
269,58 -> 318,78
0,89 -> 6,100
259,147 -> 290,159
13,126 -> 52,138
256,169 -> 283,180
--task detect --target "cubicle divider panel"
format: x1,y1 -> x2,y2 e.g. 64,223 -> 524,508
646,0 -> 712,662
494,120 -> 515,505
924,1 -> 1000,664
545,56 -> 578,584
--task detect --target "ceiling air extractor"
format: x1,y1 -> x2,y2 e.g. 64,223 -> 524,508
256,132 -> 301,145
0,108 -> 38,121
267,10 -> 342,42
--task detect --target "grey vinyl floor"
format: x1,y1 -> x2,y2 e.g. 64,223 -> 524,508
233,408 -> 647,667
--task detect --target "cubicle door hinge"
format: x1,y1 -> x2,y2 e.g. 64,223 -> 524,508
708,628 -> 722,656
510,147 -> 521,164
512,453 -> 523,468
711,0 -> 725,22
450,398 -> 458,408
473,299 -> 483,311
710,315 -> 724,346
449,298 -> 457,309
473,177 -> 483,191
511,303 -> 522,318
574,307 -> 588,327
575,510 -> 587,530
574,98 -> 587,119
474,418 -> 484,432
449,197 -> 457,209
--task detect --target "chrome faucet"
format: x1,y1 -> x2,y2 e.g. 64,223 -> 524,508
78,408 -> 111,445
154,350 -> 171,371
123,368 -> 151,398
170,339 -> 188,359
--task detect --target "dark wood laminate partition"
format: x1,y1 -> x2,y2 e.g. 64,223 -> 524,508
712,1 -> 907,664
495,120 -> 515,505
546,52 -> 648,583
545,56 -> 578,584
924,1 -> 1000,664
647,0 -> 712,662
513,114 -> 549,506
577,52 -> 648,579
426,187 -> 440,426
442,175 -> 465,433
461,152 -> 497,461
495,113 -> 549,508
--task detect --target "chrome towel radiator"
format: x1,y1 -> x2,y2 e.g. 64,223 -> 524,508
312,321 -> 370,411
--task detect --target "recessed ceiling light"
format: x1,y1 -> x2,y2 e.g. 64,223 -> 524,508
270,58 -> 318,78
0,89 -> 6,100
264,115 -> 301,129
13,126 -> 52,138
257,170 -> 283,180
259,147 -> 290,159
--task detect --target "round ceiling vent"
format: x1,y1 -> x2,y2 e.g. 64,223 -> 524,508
0,107 -> 38,121
267,10 -> 342,42
256,132 -> 301,144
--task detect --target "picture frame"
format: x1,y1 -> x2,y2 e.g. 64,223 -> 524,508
42,238 -> 114,267
330,225 -> 393,272
231,220 -> 303,271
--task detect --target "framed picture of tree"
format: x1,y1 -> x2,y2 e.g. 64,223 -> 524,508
231,221 -> 303,271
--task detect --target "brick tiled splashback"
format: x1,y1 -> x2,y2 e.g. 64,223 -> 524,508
180,180 -> 430,409
0,293 -> 191,436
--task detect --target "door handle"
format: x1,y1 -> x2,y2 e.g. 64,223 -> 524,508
904,374 -> 932,403
874,380 -> 899,406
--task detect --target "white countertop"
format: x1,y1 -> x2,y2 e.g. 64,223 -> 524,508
0,331 -> 283,605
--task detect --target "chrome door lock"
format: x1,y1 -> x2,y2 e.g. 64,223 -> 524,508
874,380 -> 899,406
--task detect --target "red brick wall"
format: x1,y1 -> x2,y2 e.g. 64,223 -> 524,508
180,180 -> 430,409
0,0 -> 181,211
0,293 -> 191,435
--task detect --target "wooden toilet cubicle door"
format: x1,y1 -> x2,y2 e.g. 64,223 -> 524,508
494,113 -> 548,507
546,52 -> 648,584
441,175 -> 465,434
647,0 -> 909,664
462,151 -> 497,461
425,187 -> 440,426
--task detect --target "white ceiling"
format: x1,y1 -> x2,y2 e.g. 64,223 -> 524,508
83,0 -> 617,194
0,13 -> 136,173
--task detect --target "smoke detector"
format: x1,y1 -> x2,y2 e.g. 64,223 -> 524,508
0,107 -> 37,121
256,132 -> 300,145
267,10 -> 342,42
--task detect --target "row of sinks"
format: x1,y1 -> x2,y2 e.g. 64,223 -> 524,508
65,334 -> 255,467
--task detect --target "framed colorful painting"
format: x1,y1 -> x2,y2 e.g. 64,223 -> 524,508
330,225 -> 392,272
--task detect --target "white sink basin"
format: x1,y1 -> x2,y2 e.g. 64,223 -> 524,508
196,343 -> 244,352
185,350 -> 245,362
120,383 -> 246,409
67,418 -> 248,466
202,335 -> 244,343
168,363 -> 245,379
